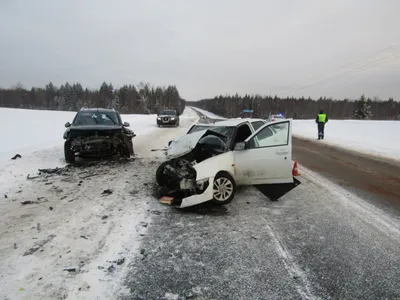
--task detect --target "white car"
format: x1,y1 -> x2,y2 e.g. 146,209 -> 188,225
156,118 -> 300,208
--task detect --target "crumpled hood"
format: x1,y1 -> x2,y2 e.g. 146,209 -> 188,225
166,130 -> 209,159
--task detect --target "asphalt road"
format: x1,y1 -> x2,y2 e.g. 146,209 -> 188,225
119,109 -> 400,300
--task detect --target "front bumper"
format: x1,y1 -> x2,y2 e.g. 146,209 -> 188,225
157,118 -> 177,125
163,176 -> 214,208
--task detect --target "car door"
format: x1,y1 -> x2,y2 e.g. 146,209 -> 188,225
233,120 -> 293,185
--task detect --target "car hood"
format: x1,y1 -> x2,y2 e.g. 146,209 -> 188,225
166,129 -> 228,159
69,125 -> 123,131
158,115 -> 177,118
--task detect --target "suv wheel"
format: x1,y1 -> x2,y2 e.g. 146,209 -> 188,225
64,141 -> 75,163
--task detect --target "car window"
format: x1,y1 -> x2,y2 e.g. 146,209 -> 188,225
160,110 -> 176,115
248,121 -> 290,149
73,111 -> 119,125
251,121 -> 265,131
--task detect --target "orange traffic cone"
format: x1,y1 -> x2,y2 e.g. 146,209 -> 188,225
292,161 -> 300,176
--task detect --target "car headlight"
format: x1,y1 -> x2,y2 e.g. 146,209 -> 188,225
171,117 -> 175,120
196,177 -> 209,186
157,117 -> 161,120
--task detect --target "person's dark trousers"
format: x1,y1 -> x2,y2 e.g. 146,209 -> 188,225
317,122 -> 325,140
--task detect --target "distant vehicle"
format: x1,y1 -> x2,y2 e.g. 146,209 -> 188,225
157,109 -> 180,127
63,108 -> 135,163
158,118 -> 300,208
267,113 -> 286,122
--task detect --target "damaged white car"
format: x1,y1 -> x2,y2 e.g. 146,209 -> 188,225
156,118 -> 301,208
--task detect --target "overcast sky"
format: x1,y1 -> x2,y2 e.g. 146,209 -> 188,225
0,0 -> 399,101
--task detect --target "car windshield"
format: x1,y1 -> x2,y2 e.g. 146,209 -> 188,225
160,110 -> 176,115
187,125 -> 235,138
72,111 -> 120,126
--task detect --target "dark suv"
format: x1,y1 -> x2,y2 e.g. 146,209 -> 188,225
157,109 -> 180,127
63,108 -> 136,163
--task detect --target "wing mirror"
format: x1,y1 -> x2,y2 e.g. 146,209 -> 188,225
123,122 -> 130,127
234,142 -> 246,151
65,122 -> 71,128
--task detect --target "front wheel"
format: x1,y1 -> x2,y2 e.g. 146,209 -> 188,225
211,172 -> 236,205
64,141 -> 75,163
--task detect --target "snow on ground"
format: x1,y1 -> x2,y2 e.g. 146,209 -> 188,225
189,106 -> 226,119
293,119 -> 400,162
0,106 -> 199,300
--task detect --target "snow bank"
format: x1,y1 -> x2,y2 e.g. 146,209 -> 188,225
189,106 -> 226,119
293,119 -> 400,161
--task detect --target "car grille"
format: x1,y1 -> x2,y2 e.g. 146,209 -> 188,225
163,117 -> 169,121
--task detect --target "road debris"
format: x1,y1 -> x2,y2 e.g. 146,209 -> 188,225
23,234 -> 56,256
11,154 -> 22,160
63,268 -> 77,272
102,189 -> 113,195
20,200 -> 39,205
101,215 -> 108,220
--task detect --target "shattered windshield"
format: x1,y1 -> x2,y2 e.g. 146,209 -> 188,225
188,125 -> 234,139
160,110 -> 176,115
72,111 -> 120,126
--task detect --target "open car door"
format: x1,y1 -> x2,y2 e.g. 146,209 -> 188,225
233,119 -> 300,200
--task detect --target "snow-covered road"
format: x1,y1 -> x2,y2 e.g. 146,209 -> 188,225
1,106 -> 399,299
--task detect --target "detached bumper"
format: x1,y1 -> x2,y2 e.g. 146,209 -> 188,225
161,177 -> 214,208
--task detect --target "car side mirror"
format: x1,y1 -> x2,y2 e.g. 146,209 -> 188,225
65,122 -> 71,128
234,142 -> 246,151
123,122 -> 130,127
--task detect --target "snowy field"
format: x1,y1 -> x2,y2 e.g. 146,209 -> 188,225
191,107 -> 400,162
293,119 -> 400,161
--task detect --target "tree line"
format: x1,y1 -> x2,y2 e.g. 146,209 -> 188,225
187,94 -> 400,120
0,82 -> 185,114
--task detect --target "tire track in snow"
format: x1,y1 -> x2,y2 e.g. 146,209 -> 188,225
262,217 -> 318,300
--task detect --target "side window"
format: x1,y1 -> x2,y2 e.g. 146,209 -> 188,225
234,124 -> 252,145
251,121 -> 264,131
248,121 -> 290,149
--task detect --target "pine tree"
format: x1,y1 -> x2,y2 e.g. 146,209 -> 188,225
354,94 -> 373,119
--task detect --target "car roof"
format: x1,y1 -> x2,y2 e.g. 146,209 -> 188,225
200,118 -> 253,127
79,107 -> 117,113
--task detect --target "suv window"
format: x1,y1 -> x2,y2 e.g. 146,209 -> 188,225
251,121 -> 265,131
160,110 -> 176,115
73,111 -> 120,126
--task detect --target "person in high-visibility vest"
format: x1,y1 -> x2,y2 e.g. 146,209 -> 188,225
315,109 -> 328,140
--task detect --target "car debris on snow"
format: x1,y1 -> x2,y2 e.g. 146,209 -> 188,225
63,267 -> 77,272
102,189 -> 113,195
20,200 -> 39,205
23,234 -> 56,256
11,154 -> 22,160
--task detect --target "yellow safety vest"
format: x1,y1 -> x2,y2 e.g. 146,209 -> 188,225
318,114 -> 327,123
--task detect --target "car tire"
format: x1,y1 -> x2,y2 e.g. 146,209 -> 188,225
211,172 -> 236,205
156,161 -> 170,187
64,141 -> 75,163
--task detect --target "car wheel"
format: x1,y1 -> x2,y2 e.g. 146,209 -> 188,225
156,161 -> 170,186
64,141 -> 75,163
211,172 -> 236,205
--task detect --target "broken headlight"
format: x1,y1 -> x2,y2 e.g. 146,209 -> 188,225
196,177 -> 210,192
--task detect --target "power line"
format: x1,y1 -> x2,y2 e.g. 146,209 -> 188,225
275,48 -> 400,96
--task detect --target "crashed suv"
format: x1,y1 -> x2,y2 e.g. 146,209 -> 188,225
63,108 -> 136,163
156,118 -> 301,208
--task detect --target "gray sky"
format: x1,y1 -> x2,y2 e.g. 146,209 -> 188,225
1,0 -> 399,101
